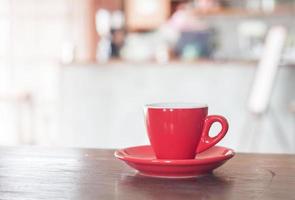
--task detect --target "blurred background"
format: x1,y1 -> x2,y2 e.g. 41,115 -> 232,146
0,0 -> 294,153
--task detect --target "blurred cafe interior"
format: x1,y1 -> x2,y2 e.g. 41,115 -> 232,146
0,0 -> 294,153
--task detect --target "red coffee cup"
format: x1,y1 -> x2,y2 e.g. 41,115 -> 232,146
144,103 -> 228,159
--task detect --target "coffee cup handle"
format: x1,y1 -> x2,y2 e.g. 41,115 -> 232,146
196,115 -> 229,153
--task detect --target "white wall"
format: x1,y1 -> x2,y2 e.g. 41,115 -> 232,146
0,62 -> 60,145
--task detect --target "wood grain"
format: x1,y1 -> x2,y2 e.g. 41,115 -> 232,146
0,146 -> 294,200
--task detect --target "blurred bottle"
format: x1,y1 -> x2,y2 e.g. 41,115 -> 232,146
95,9 -> 111,63
110,10 -> 125,58
60,42 -> 75,64
247,0 -> 275,12
96,37 -> 111,63
155,43 -> 170,63
237,20 -> 267,60
181,44 -> 200,61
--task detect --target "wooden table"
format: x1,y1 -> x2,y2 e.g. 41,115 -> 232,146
0,147 -> 294,200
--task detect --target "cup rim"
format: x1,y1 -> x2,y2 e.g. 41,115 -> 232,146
144,102 -> 208,109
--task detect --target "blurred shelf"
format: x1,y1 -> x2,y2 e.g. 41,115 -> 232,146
192,7 -> 295,17
63,59 -> 257,67
63,58 -> 295,68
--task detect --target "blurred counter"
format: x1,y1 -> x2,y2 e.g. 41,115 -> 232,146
57,61 -> 295,153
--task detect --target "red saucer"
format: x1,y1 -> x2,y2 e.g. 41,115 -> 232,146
115,145 -> 235,178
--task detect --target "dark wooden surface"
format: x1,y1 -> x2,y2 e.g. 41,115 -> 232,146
0,147 -> 294,200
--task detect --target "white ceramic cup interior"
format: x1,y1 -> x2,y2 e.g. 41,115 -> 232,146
145,102 -> 208,109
